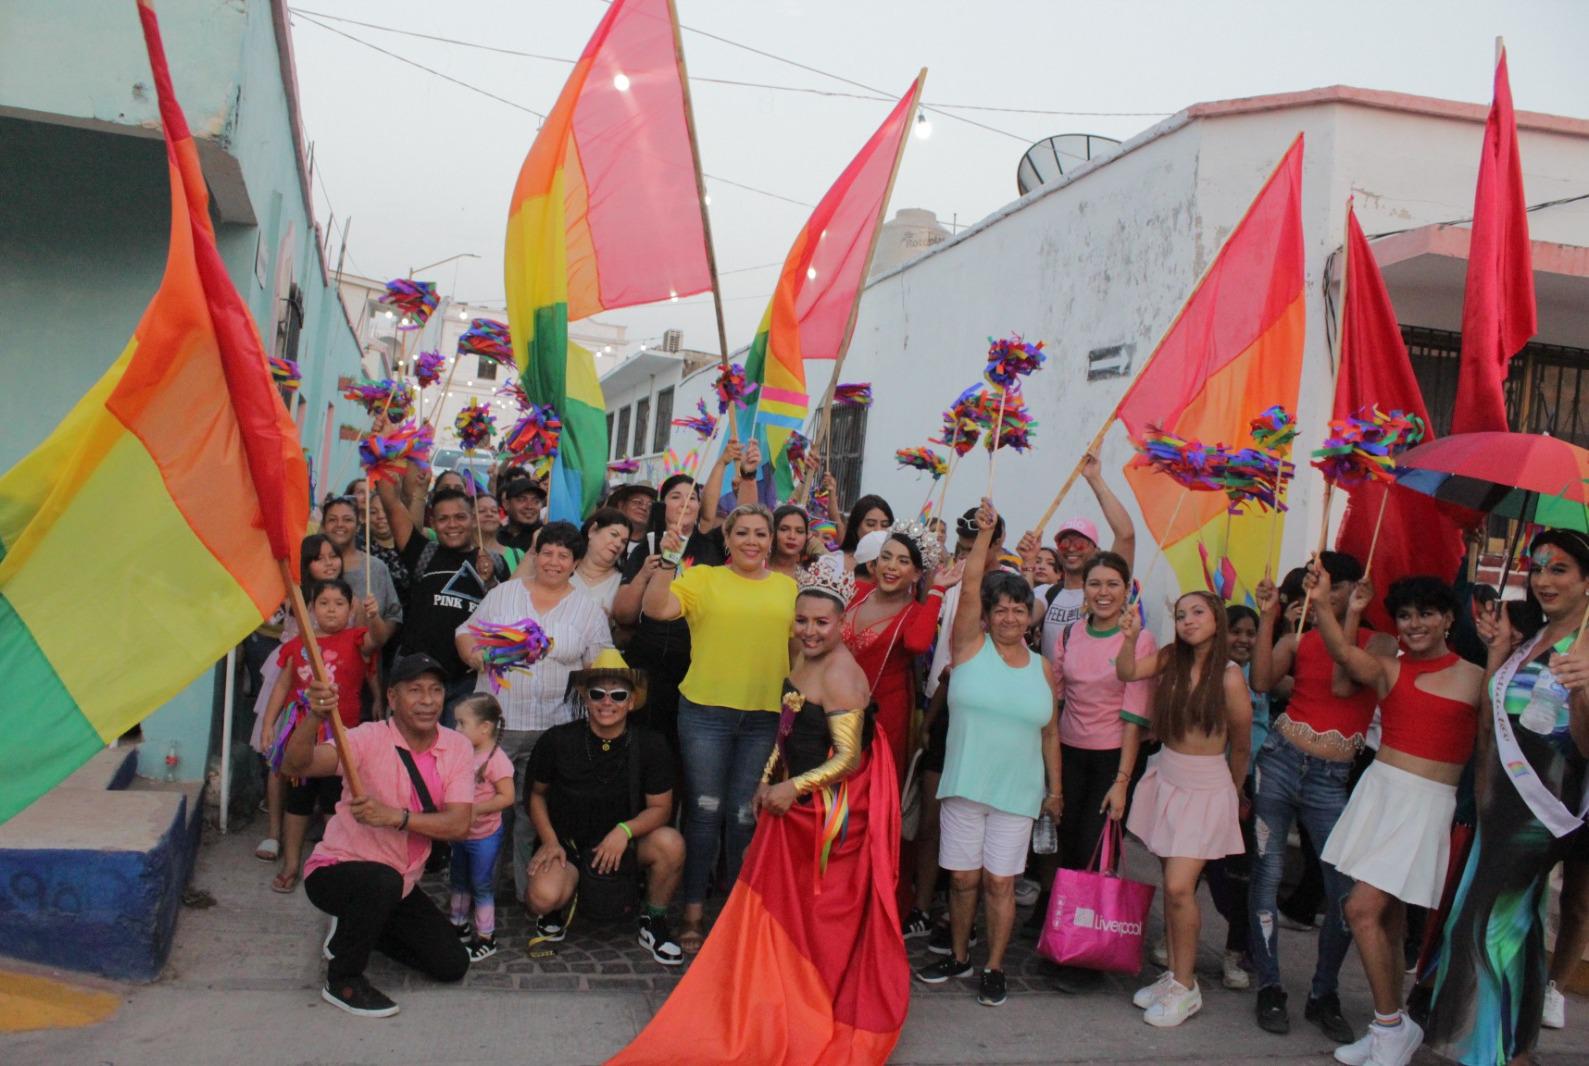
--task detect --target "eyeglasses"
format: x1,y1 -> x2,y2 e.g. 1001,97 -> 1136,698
586,687 -> 630,703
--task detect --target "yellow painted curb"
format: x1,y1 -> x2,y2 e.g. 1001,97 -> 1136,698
0,971 -> 121,1032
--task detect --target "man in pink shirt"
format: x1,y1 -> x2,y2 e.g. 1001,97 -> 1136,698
283,653 -> 475,1018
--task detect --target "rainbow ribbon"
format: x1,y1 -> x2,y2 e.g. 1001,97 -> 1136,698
834,382 -> 873,408
895,446 -> 948,478
380,279 -> 439,329
359,421 -> 435,485
414,349 -> 445,388
466,617 -> 554,692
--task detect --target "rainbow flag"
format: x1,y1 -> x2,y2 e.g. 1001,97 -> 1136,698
0,0 -> 308,824
504,0 -> 711,521
1118,136 -> 1305,597
737,73 -> 926,500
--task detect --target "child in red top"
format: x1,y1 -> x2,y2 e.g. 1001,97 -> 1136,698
449,694 -> 515,961
261,578 -> 390,893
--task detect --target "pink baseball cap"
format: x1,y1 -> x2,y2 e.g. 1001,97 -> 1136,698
1053,518 -> 1100,548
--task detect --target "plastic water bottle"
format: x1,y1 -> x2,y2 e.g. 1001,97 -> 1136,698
1519,668 -> 1569,735
164,741 -> 180,782
1032,811 -> 1058,855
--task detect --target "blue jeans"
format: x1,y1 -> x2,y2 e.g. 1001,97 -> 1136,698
449,820 -> 506,936
1246,730 -> 1356,997
677,697 -> 779,905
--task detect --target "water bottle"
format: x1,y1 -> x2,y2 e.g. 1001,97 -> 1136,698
164,741 -> 180,782
1519,669 -> 1569,734
1032,811 -> 1058,855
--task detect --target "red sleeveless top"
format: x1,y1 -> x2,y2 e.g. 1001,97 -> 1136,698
1286,628 -> 1379,741
1377,651 -> 1477,764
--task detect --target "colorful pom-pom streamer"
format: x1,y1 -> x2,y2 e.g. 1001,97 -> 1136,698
414,349 -> 445,389
454,401 -> 496,453
671,398 -> 718,441
466,617 -> 554,693
895,446 -> 949,478
714,363 -> 758,414
269,356 -> 301,392
343,378 -> 414,423
458,318 -> 514,366
504,404 -> 562,465
983,391 -> 1037,453
984,333 -> 1047,390
607,458 -> 641,475
1220,447 -> 1295,514
359,421 -> 435,485
1310,407 -> 1425,488
380,279 -> 439,330
1131,428 -> 1230,491
497,380 -> 530,411
785,430 -> 811,474
1249,405 -> 1298,453
834,382 -> 873,408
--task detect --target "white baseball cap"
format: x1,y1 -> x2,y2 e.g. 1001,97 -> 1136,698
853,529 -> 890,566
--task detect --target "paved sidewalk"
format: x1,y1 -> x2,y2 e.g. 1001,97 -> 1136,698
4,822 -> 1586,1065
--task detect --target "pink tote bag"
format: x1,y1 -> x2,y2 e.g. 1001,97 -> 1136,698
1036,820 -> 1155,973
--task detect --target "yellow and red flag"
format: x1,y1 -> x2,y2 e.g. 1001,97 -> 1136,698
737,72 -> 927,499
504,0 -> 711,520
0,0 -> 308,824
1118,136 -> 1306,597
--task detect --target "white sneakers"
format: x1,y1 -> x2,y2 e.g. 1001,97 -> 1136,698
1144,978 -> 1201,1027
1221,949 -> 1251,990
1543,980 -> 1566,1029
1333,1015 -> 1423,1066
1133,969 -> 1176,1008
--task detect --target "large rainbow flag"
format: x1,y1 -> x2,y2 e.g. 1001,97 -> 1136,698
504,0 -> 711,521
1118,136 -> 1305,598
0,0 -> 308,824
737,74 -> 926,499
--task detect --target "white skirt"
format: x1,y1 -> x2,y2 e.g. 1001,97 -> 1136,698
1320,759 -> 1456,908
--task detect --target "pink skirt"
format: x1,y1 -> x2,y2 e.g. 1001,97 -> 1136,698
1126,747 -> 1243,860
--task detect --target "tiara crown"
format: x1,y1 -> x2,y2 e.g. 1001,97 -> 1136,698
890,519 -> 946,575
795,563 -> 856,606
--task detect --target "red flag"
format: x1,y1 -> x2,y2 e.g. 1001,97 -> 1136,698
1334,203 -> 1464,628
1450,44 -> 1537,434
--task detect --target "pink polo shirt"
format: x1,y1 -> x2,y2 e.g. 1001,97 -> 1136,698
1052,623 -> 1158,751
303,720 -> 475,896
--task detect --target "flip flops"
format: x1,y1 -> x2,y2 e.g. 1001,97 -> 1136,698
255,838 -> 280,861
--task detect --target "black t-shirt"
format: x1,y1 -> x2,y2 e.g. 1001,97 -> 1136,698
499,521 -> 542,554
397,533 -> 489,680
619,528 -> 726,656
529,720 -> 674,850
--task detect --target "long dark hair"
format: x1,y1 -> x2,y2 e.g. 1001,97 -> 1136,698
1152,590 -> 1231,743
454,693 -> 504,782
1519,529 -> 1589,640
839,495 -> 894,554
647,473 -> 699,540
771,504 -> 809,562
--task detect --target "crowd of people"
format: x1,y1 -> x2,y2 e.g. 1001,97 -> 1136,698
240,432 -> 1589,1066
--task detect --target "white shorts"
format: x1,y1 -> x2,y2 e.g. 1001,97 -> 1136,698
937,796 -> 1034,877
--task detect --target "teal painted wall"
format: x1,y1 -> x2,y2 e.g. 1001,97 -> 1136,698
0,0 -> 366,782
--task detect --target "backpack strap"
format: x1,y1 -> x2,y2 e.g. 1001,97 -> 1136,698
396,746 -> 439,813
1045,582 -> 1063,607
1062,621 -> 1076,651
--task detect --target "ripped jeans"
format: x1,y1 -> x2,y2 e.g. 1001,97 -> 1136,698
1246,730 -> 1356,998
677,697 -> 779,905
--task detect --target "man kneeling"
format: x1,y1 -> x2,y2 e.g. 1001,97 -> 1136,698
284,653 -> 475,1018
525,650 -> 684,965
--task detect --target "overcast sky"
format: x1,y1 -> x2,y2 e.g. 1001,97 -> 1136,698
287,0 -> 1589,354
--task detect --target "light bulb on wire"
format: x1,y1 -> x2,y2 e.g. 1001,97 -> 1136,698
914,111 -> 932,140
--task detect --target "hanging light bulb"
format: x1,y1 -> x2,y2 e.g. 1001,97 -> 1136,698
914,110 -> 932,140
806,266 -> 817,281
612,72 -> 631,92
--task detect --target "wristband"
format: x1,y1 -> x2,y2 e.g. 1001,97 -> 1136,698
617,820 -> 633,840
399,809 -> 410,831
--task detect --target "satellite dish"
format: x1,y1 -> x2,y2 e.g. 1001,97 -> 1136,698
1017,134 -> 1122,196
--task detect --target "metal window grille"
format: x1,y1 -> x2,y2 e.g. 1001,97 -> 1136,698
477,356 -> 498,381
615,405 -> 632,460
633,397 -> 651,457
824,404 -> 869,508
606,412 -> 615,459
653,387 -> 675,453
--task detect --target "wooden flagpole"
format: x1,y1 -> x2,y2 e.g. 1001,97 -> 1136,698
1030,133 -> 1305,541
279,560 -> 364,797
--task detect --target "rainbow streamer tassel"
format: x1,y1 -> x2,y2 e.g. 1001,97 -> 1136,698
454,401 -> 497,452
984,333 -> 1047,390
504,404 -> 563,465
466,617 -> 554,693
785,430 -> 810,476
713,363 -> 758,414
607,458 -> 641,474
414,349 -> 445,388
1221,447 -> 1294,514
1250,405 -> 1298,453
817,780 -> 851,876
671,398 -> 718,441
1198,541 -> 1240,602
834,382 -> 873,408
359,421 -> 436,485
497,380 -> 531,411
1131,427 -> 1230,491
895,446 -> 948,478
458,318 -> 514,366
269,356 -> 301,392
1310,407 -> 1425,488
343,378 -> 414,423
982,391 -> 1037,453
380,278 -> 439,329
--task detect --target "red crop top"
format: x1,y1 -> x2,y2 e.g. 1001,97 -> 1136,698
1377,651 -> 1477,764
1285,628 -> 1379,741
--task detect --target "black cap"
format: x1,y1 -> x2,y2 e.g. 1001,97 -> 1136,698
389,653 -> 447,685
503,477 -> 546,501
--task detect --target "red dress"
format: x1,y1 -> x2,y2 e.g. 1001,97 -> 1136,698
841,584 -> 942,777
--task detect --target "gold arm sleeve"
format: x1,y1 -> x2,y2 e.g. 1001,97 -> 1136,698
760,743 -> 783,786
787,709 -> 865,797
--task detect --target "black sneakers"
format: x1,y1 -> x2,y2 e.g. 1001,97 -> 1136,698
977,968 -> 1008,1007
638,913 -> 684,966
452,919 -> 473,942
902,907 -> 932,939
1305,992 -> 1354,1044
1256,985 -> 1290,1034
914,955 -> 974,984
322,975 -> 399,1018
467,935 -> 497,962
927,923 -> 979,956
534,909 -> 567,943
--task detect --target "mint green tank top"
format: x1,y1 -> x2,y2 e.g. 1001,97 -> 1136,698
938,636 -> 1053,817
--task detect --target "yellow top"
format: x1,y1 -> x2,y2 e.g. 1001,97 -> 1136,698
673,564 -> 797,712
